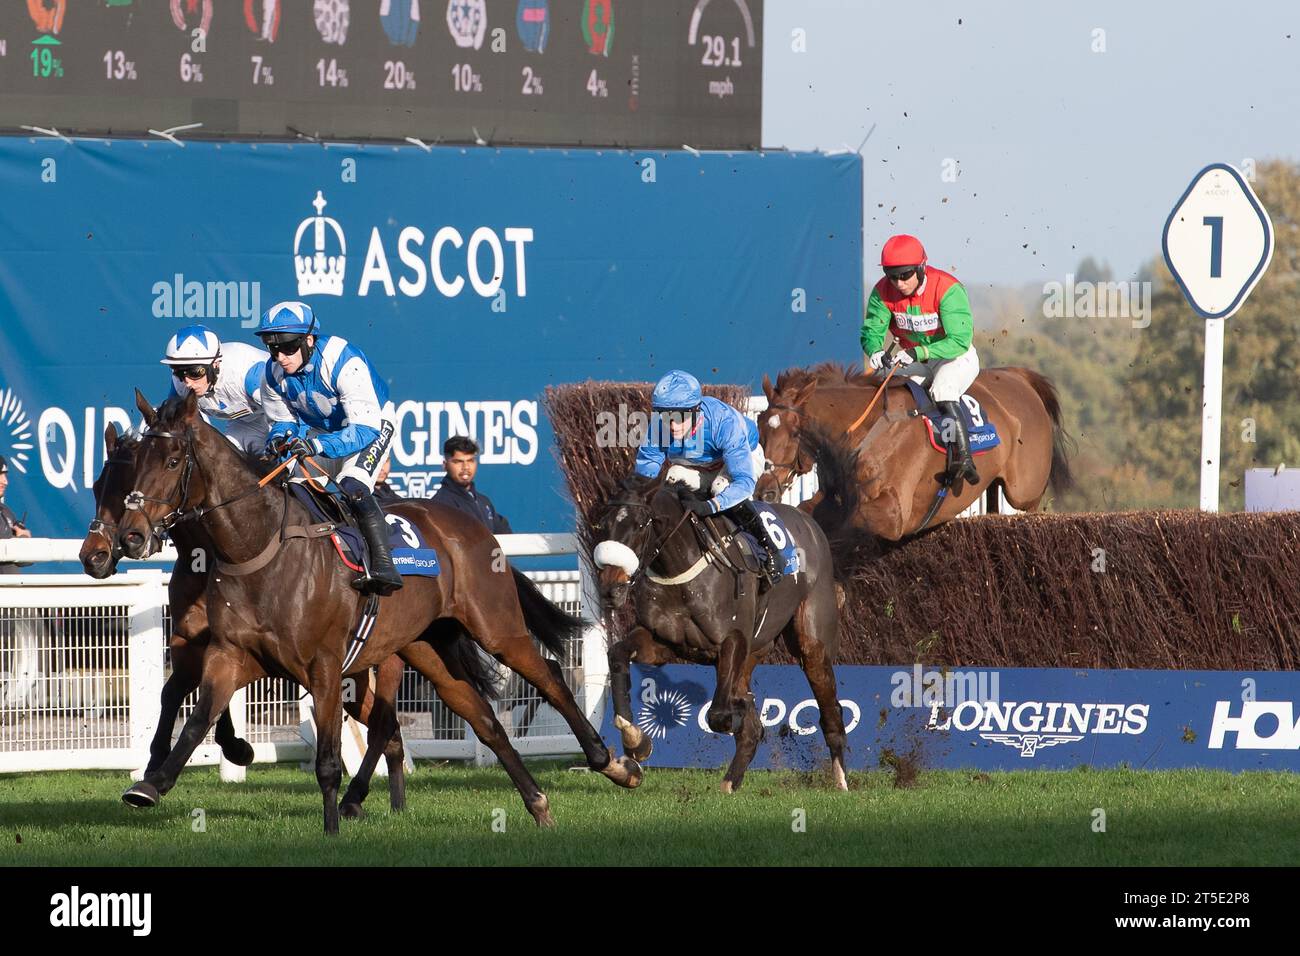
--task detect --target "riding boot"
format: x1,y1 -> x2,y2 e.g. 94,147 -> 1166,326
347,489 -> 404,596
734,500 -> 784,591
938,401 -> 980,490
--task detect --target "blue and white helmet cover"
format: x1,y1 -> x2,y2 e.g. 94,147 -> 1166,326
161,325 -> 222,366
258,300 -> 319,337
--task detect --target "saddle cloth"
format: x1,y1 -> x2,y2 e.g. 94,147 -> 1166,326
903,381 -> 1001,455
730,502 -> 801,576
287,483 -> 440,578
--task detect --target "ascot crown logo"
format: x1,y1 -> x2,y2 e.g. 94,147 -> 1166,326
294,191 -> 347,296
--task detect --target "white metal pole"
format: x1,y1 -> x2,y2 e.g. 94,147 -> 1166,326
1200,316 -> 1225,512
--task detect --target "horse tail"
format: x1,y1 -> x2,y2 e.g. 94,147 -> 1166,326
799,423 -> 882,580
446,624 -> 502,702
1013,367 -> 1075,497
511,567 -> 583,658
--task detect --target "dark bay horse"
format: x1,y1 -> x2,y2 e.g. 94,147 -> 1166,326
79,424 -> 409,816
116,391 -> 640,834
593,462 -> 857,793
757,363 -> 1072,540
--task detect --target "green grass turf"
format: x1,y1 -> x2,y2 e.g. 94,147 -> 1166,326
2,760 -> 1298,866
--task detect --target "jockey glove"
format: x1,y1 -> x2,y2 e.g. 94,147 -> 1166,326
684,498 -> 716,516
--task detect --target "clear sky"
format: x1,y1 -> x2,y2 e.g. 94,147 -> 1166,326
762,0 -> 1300,285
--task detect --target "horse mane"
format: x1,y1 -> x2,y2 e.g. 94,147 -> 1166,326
773,361 -> 873,394
154,394 -> 277,479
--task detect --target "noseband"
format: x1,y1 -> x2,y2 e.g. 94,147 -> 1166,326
125,427 -> 198,545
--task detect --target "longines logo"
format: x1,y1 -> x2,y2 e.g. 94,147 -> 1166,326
927,700 -> 1149,758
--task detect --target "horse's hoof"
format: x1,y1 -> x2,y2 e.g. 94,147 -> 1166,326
627,735 -> 653,764
529,794 -> 555,828
603,753 -> 644,789
614,714 -> 653,763
222,739 -> 255,767
720,779 -> 734,795
122,782 -> 161,809
339,802 -> 366,820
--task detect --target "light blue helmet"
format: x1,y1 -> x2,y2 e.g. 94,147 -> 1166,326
161,325 -> 222,366
257,300 -> 319,339
651,370 -> 703,410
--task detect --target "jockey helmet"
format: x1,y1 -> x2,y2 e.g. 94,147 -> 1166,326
257,301 -> 319,365
651,370 -> 703,410
161,325 -> 222,387
881,234 -> 928,281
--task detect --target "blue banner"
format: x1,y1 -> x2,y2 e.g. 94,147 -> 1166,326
606,664 -> 1300,771
0,139 -> 863,538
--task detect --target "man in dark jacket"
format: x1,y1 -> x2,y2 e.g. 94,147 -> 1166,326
0,455 -> 33,574
431,437 -> 513,533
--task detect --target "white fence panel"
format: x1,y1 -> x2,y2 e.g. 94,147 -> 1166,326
0,534 -> 603,775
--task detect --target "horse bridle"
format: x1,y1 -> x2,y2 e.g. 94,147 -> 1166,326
762,403 -> 813,499
602,494 -> 694,588
85,452 -> 140,556
124,427 -> 200,547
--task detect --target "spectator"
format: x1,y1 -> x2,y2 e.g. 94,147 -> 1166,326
431,437 -> 513,533
0,455 -> 33,574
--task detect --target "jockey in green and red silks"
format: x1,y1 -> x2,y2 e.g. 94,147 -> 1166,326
861,234 -> 981,486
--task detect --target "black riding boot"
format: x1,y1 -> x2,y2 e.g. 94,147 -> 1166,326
938,401 -> 980,489
348,489 -> 404,596
734,500 -> 784,591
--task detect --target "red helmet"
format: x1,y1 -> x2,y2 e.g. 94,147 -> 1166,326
881,234 -> 927,268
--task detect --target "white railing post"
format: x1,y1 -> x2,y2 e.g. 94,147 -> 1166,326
127,572 -> 167,771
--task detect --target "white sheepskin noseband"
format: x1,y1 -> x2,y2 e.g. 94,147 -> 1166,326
593,540 -> 640,575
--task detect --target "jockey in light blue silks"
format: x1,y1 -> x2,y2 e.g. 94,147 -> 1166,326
255,301 -> 403,596
633,370 -> 784,587
160,325 -> 271,454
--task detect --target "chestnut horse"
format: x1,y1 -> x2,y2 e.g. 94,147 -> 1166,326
115,391 -> 640,834
757,363 -> 1072,540
80,425 -> 415,817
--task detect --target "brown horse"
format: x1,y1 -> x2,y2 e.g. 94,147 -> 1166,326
757,363 -> 1072,540
79,424 -> 409,816
594,463 -> 855,794
115,390 -> 639,834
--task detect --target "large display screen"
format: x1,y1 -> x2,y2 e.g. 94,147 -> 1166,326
0,0 -> 762,148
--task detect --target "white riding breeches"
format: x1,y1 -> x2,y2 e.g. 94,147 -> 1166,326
905,345 -> 980,404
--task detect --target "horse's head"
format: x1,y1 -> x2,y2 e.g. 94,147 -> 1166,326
79,424 -> 141,578
591,466 -> 687,609
756,372 -> 817,503
115,389 -> 210,560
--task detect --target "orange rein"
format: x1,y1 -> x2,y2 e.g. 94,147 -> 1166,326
846,362 -> 899,436
256,453 -> 330,492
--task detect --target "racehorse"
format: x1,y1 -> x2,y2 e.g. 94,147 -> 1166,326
115,390 -> 641,834
756,363 -> 1072,540
80,424 -> 410,817
593,449 -> 860,794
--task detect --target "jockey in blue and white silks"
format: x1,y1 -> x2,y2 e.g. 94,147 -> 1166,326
255,300 -> 402,595
160,325 -> 271,454
633,369 -> 783,587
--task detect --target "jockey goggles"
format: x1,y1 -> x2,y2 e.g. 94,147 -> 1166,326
263,335 -> 306,357
172,365 -> 210,381
885,266 -> 919,281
